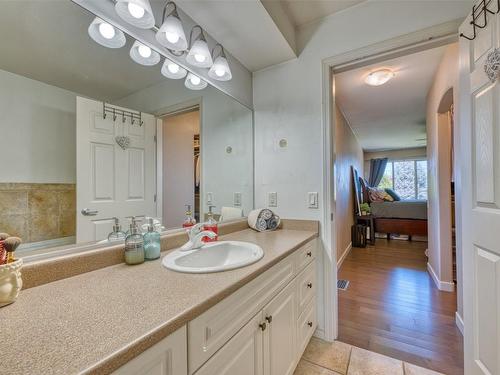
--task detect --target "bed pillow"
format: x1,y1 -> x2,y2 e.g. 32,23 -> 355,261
385,188 -> 401,201
367,187 -> 394,202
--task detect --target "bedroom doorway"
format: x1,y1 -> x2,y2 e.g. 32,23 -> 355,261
331,41 -> 463,374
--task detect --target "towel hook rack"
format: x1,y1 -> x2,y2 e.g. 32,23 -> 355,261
460,0 -> 500,41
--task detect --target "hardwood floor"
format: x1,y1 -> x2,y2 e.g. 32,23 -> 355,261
337,239 -> 463,375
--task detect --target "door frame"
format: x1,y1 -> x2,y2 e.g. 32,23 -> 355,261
320,20 -> 461,341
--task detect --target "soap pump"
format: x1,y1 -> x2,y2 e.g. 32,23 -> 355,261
182,205 -> 196,228
203,205 -> 218,242
108,217 -> 126,242
143,217 -> 161,261
124,217 -> 144,265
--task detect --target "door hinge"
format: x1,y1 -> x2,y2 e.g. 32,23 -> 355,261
153,135 -> 157,143
154,194 -> 157,202
331,213 -> 334,221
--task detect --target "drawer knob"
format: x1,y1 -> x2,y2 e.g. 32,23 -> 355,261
307,282 -> 313,288
307,321 -> 313,327
306,251 -> 312,257
265,315 -> 273,324
259,322 -> 267,331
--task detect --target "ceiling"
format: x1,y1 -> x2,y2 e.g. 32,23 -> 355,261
335,45 -> 449,151
0,1 -> 180,102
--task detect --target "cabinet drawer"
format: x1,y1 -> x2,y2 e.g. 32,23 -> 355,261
188,255 -> 294,374
296,261 -> 315,315
294,240 -> 315,273
297,300 -> 316,358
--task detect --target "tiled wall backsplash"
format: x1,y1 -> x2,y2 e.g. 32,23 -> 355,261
0,183 -> 76,243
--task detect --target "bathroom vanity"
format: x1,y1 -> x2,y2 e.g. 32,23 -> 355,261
0,222 -> 318,375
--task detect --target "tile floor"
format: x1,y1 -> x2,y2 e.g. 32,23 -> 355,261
295,337 -> 443,375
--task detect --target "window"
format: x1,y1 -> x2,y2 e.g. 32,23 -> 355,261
378,160 -> 427,200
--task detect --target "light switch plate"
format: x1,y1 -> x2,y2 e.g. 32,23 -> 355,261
234,192 -> 242,207
308,192 -> 319,209
268,192 -> 277,207
206,192 -> 213,205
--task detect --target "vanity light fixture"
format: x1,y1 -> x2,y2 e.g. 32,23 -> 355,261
88,17 -> 126,48
186,25 -> 213,68
156,1 -> 188,52
130,41 -> 160,66
208,44 -> 232,81
161,59 -> 187,79
115,0 -> 155,29
365,69 -> 395,86
184,73 -> 207,90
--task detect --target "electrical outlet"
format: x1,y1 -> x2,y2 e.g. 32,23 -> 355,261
234,192 -> 242,207
308,192 -> 319,209
206,192 -> 213,205
268,192 -> 277,207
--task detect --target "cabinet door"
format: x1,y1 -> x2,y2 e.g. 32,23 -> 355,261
113,326 -> 187,375
194,312 -> 264,375
263,281 -> 297,375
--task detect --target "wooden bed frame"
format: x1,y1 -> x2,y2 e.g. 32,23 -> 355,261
374,217 -> 428,240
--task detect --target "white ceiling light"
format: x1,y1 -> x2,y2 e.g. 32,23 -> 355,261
130,41 -> 160,66
186,25 -> 213,68
365,69 -> 395,86
185,73 -> 207,90
156,1 -> 188,52
115,0 -> 155,29
161,59 -> 187,79
88,17 -> 126,49
208,44 -> 232,81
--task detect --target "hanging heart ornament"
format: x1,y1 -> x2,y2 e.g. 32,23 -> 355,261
485,48 -> 500,83
115,136 -> 130,150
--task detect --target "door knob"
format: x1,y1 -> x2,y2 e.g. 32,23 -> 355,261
265,315 -> 273,323
306,251 -> 312,257
307,321 -> 313,327
259,322 -> 267,331
307,282 -> 313,289
81,208 -> 99,216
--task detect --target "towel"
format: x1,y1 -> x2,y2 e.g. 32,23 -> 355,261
266,215 -> 280,231
220,206 -> 243,221
248,209 -> 279,232
260,208 -> 273,220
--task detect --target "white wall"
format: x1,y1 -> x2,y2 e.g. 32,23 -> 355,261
253,1 -> 471,338
116,78 -> 254,220
0,69 -> 76,183
162,110 -> 199,229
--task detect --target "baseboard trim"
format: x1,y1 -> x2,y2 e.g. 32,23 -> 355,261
427,262 -> 455,292
313,327 -> 326,340
337,242 -> 352,270
455,312 -> 464,335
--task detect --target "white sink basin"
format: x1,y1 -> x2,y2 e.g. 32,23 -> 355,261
162,241 -> 264,273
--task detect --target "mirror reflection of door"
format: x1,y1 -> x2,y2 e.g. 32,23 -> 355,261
160,107 -> 201,229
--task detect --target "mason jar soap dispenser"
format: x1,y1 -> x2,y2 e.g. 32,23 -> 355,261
203,205 -> 218,242
108,217 -> 126,242
143,218 -> 161,260
124,217 -> 144,265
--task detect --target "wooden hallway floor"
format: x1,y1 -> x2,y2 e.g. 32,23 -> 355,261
337,239 -> 463,375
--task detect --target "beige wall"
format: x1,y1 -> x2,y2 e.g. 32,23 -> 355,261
426,44 -> 459,303
363,147 -> 427,179
335,106 -> 364,262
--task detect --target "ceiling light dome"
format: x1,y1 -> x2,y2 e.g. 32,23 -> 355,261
186,26 -> 213,68
365,69 -> 395,86
156,2 -> 188,51
208,44 -> 232,81
88,17 -> 126,49
184,73 -> 207,90
130,41 -> 160,66
115,0 -> 155,29
161,59 -> 187,79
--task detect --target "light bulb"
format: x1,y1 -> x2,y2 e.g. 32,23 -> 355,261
128,2 -> 145,18
215,68 -> 225,77
194,54 -> 206,63
138,44 -> 152,58
167,63 -> 180,74
99,22 -> 116,39
165,31 -> 180,44
190,75 -> 201,85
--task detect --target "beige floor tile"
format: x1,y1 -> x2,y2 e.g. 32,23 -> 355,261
294,359 -> 343,375
302,338 -> 352,374
404,362 -> 444,375
347,346 -> 404,375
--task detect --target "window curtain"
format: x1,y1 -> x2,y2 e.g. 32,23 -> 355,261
368,158 -> 388,187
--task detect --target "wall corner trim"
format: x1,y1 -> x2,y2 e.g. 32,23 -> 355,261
337,242 -> 353,270
427,262 -> 455,292
455,311 -> 464,335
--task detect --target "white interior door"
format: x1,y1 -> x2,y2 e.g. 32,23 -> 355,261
459,10 -> 500,375
76,97 -> 156,243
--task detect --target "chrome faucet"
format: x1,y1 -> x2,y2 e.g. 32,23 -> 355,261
180,223 -> 217,251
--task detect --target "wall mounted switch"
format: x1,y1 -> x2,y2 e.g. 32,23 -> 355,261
308,192 -> 319,209
234,192 -> 242,207
268,192 -> 278,207
207,192 -> 213,205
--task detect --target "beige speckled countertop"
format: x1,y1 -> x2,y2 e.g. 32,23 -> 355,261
0,226 -> 318,375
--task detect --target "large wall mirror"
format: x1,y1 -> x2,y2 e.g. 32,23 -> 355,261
0,1 -> 254,257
